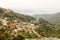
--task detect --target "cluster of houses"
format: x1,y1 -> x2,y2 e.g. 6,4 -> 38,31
0,17 -> 40,37
1,17 -> 60,40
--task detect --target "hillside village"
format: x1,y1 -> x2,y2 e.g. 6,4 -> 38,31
0,8 -> 60,40
0,8 -> 43,40
0,17 -> 44,40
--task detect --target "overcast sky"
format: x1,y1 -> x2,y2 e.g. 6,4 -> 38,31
0,0 -> 60,15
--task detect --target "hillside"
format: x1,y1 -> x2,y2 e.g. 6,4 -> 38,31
0,8 -> 36,22
1,8 -> 60,40
0,7 -> 52,25
33,13 -> 60,24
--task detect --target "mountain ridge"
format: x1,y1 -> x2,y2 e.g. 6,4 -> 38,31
33,13 -> 60,24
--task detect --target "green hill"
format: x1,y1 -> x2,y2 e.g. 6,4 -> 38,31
0,7 -> 36,22
0,8 -> 54,27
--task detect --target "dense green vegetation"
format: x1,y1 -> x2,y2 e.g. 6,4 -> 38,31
33,13 -> 60,38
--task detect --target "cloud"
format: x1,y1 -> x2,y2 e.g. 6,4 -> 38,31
0,0 -> 60,15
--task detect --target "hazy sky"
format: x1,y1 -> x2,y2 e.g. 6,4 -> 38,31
0,0 -> 60,15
